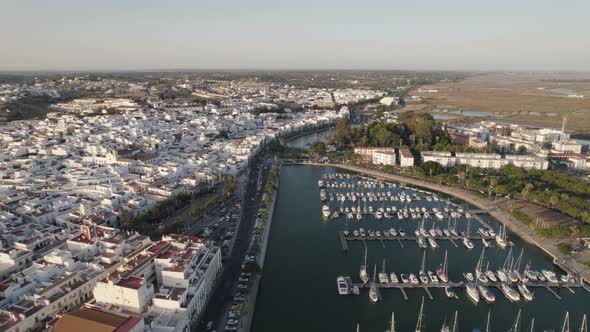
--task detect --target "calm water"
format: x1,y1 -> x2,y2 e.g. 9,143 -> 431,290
287,129 -> 335,149
252,166 -> 589,332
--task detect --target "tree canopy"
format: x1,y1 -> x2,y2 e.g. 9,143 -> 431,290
309,141 -> 327,156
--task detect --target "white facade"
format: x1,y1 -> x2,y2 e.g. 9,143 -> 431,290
421,151 -> 456,167
399,149 -> 414,167
372,151 -> 396,166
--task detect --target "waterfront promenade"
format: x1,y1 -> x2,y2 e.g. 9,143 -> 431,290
289,161 -> 590,285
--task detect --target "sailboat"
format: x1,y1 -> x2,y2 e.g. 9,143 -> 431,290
360,247 -> 369,284
463,218 -> 474,249
441,316 -> 451,332
579,314 -> 588,332
451,311 -> 458,332
415,296 -> 425,332
496,223 -> 507,248
385,312 -> 396,332
369,264 -> 379,303
562,312 -> 570,332
379,259 -> 389,284
508,309 -> 522,332
497,246 -> 513,282
436,250 -> 449,283
419,250 -> 429,284
475,248 -> 489,283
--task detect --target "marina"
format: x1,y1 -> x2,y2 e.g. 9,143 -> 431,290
252,166 -> 590,331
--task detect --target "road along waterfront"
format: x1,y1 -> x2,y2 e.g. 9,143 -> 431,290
252,165 -> 590,331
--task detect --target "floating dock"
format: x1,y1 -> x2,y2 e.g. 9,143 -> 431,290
339,231 -> 495,251
345,278 -> 583,301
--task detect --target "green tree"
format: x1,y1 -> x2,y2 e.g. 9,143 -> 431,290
420,161 -> 444,176
333,117 -> 350,147
309,141 -> 327,157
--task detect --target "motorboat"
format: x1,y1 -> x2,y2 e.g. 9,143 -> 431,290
337,276 -> 349,295
445,286 -> 456,299
400,273 -> 410,284
322,205 -> 331,218
428,271 -> 439,284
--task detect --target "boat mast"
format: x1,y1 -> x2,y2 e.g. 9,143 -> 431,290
363,247 -> 367,270
420,250 -> 426,274
503,247 -> 513,270
452,311 -> 458,332
372,264 -> 377,284
562,312 -> 570,332
415,296 -> 424,332
390,312 -> 395,332
485,310 -> 491,332
515,248 -> 524,271
529,318 -> 535,332
477,247 -> 486,272
356,323 -> 360,332
580,314 -> 587,332
443,250 -> 448,275
509,309 -> 522,332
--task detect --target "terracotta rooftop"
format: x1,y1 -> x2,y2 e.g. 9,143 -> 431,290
53,307 -> 142,332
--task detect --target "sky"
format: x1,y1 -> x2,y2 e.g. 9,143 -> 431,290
1,0 -> 589,71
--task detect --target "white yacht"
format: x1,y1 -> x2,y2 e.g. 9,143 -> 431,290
428,237 -> 438,248
496,269 -> 508,283
400,273 -> 410,284
463,237 -> 474,249
409,273 -> 419,285
337,276 -> 349,295
378,260 -> 389,284
389,272 -> 399,284
369,265 -> 379,303
360,248 -> 369,284
517,284 -> 533,301
542,270 -> 559,283
428,271 -> 439,284
322,205 -> 331,218
444,286 -> 456,299
495,224 -> 507,249
478,285 -> 496,303
501,283 -> 521,302
436,251 -> 449,283
466,283 -> 480,304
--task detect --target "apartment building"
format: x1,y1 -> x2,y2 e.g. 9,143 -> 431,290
399,149 -> 415,167
421,151 -> 456,167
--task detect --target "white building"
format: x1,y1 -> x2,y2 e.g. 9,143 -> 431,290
372,150 -> 396,166
420,151 -> 456,167
455,153 -> 508,169
399,149 -> 414,167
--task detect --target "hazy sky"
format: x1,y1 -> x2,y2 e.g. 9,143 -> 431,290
1,0 -> 589,71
